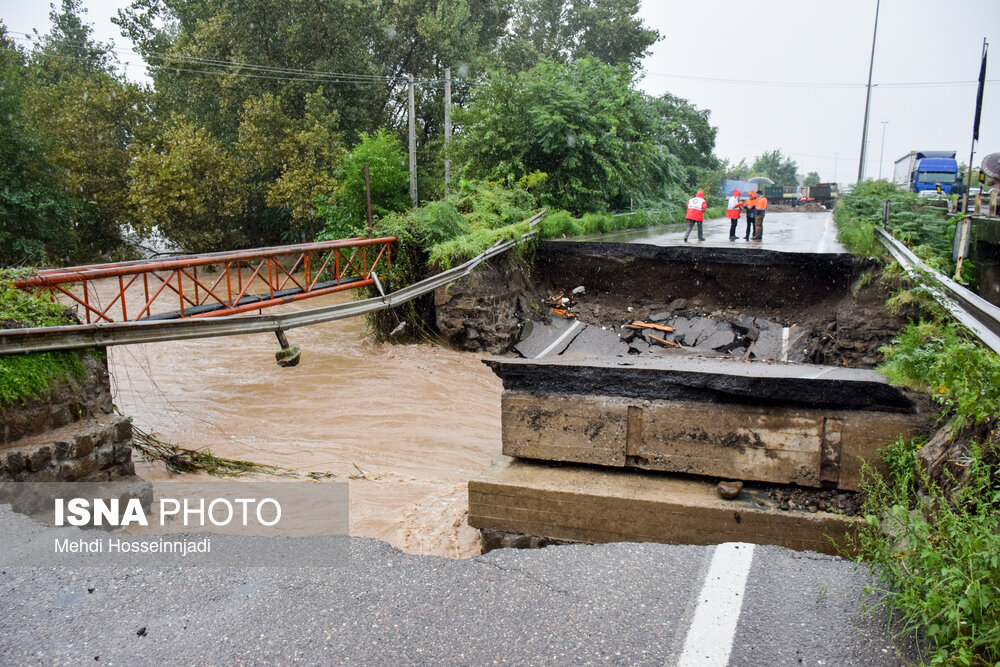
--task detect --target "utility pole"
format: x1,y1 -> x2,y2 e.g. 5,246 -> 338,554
444,67 -> 452,197
408,74 -> 418,208
878,121 -> 888,180
833,152 -> 839,184
857,0 -> 881,183
364,164 -> 373,236
963,38 -> 988,214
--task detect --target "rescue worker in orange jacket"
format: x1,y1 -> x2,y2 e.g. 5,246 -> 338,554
683,190 -> 708,242
743,191 -> 757,240
726,189 -> 742,240
753,191 -> 768,240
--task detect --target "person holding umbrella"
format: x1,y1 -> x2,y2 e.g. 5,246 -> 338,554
743,190 -> 757,240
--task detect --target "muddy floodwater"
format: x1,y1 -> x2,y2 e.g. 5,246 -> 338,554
101,285 -> 502,559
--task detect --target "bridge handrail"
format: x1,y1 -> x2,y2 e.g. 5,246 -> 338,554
877,227 -> 1000,355
0,231 -> 537,355
15,237 -> 396,287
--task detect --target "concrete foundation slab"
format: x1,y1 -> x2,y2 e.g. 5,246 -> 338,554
468,458 -> 860,556
499,391 -> 928,489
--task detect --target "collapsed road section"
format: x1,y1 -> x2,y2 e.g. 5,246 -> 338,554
465,214 -> 936,555
470,356 -> 933,556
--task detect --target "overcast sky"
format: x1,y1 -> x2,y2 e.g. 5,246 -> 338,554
3,0 -> 998,185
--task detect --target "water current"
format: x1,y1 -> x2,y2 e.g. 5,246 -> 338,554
89,280 -> 502,559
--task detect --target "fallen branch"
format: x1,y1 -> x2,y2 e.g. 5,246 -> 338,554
131,425 -> 332,479
649,334 -> 681,348
630,321 -> 675,333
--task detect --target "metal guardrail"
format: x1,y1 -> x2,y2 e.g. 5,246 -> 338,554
877,228 -> 1000,355
0,226 -> 540,356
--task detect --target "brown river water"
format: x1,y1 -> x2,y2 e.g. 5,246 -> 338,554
89,278 -> 502,559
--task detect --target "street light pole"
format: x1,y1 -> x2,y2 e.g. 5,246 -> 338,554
878,121 -> 889,180
857,0 -> 881,183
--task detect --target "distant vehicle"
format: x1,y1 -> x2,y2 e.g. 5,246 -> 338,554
806,183 -> 838,208
721,179 -> 757,197
893,150 -> 959,194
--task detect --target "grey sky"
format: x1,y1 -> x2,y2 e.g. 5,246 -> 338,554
3,0 -> 998,185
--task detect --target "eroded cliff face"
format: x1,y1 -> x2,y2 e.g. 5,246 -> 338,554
434,254 -> 541,354
1,351 -> 134,482
434,241 -> 909,370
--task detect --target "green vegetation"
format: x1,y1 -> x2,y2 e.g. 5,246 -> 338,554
857,320 -> 1000,665
0,269 -> 84,407
856,437 -> 1000,666
1,1 -> 719,264
879,320 -> 1000,428
834,180 -> 964,276
835,181 -> 1000,664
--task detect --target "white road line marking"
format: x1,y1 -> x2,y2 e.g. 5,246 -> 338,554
677,542 -> 756,667
535,320 -> 584,358
781,327 -> 790,362
817,213 -> 834,254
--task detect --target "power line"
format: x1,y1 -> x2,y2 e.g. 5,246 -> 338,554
645,70 -> 999,90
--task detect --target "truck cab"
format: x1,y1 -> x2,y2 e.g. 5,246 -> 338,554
894,150 -> 959,194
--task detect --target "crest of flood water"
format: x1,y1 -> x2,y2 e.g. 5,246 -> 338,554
80,275 -> 502,559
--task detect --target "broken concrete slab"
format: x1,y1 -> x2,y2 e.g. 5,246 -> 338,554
513,317 -> 585,359
468,457 -> 861,556
699,325 -> 737,351
560,324 -> 629,358
484,356 -> 922,413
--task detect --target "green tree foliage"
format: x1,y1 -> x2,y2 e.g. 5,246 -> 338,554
802,171 -> 821,187
26,1 -> 151,261
454,58 -> 656,214
751,149 -> 798,185
500,0 -> 659,70
0,25 -> 82,266
127,120 -> 247,253
318,128 -> 410,238
263,92 -> 343,240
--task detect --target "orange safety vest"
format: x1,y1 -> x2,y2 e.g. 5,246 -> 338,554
745,195 -> 757,211
755,195 -> 768,211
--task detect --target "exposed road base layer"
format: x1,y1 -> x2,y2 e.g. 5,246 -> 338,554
468,457 -> 860,556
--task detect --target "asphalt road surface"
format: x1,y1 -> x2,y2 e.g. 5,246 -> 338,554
1,534 -> 918,665
564,211 -> 846,255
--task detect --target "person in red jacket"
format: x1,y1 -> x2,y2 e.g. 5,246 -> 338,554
683,190 -> 708,242
726,189 -> 742,240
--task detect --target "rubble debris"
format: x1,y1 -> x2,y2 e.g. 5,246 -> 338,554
648,334 -> 680,348
628,321 -> 675,333
716,481 -> 743,499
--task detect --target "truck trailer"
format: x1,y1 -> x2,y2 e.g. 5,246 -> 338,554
892,151 -> 959,194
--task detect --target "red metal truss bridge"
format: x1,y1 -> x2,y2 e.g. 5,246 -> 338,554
12,237 -> 395,324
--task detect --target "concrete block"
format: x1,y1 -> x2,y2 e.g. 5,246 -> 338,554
501,392 -> 628,465
469,458 -> 860,556
497,389 -> 929,490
